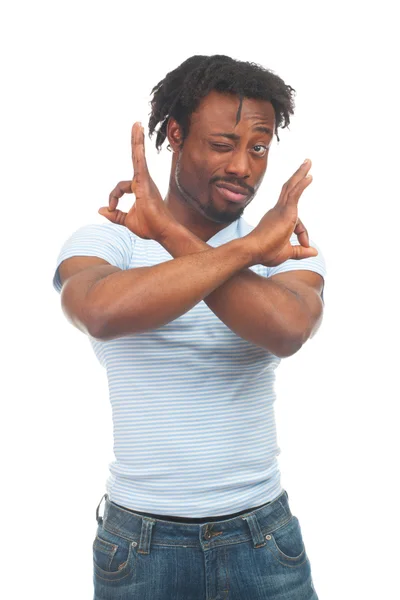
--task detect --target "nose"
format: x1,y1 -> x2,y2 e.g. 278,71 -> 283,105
224,149 -> 251,179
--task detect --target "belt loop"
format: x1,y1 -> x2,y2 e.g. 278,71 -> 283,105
96,493 -> 108,525
137,517 -> 156,555
242,512 -> 266,548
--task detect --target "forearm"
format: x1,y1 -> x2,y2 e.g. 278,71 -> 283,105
159,223 -> 309,357
87,237 -> 255,340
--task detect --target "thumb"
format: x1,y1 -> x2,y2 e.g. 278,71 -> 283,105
291,244 -> 319,260
98,207 -> 127,226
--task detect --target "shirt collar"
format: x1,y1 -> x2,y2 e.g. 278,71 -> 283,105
206,217 -> 249,247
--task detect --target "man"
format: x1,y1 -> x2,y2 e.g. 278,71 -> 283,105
53,55 -> 325,599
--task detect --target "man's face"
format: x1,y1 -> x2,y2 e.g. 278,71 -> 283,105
172,90 -> 276,224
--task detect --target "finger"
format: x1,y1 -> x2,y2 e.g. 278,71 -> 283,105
287,158 -> 312,190
130,122 -> 145,172
285,174 -> 313,206
290,242 -> 318,260
98,206 -> 128,226
131,122 -> 138,176
294,217 -> 309,247
132,122 -> 149,183
278,159 -> 312,205
108,180 -> 134,211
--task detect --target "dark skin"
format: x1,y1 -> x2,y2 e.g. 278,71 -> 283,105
163,90 -> 276,241
59,91 -> 323,352
88,90 -> 323,353
100,91 -> 316,266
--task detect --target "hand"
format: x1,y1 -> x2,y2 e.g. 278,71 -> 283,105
246,159 -> 318,267
98,122 -> 178,241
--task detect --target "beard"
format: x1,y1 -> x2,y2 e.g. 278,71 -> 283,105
174,153 -> 245,224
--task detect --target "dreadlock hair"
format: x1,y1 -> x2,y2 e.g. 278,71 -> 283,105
148,55 -> 296,152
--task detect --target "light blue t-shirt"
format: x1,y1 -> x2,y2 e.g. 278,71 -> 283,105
53,217 -> 326,517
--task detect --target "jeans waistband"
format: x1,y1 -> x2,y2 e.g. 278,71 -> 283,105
110,500 -> 272,523
95,489 -> 292,554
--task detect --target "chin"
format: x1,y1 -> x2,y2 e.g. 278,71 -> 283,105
203,203 -> 244,224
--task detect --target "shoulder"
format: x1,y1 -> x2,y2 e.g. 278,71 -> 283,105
52,221 -> 135,293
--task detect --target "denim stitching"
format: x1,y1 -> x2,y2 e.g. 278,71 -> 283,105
265,545 -> 309,569
93,541 -> 134,581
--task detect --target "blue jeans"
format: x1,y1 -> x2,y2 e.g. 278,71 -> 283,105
93,489 -> 319,599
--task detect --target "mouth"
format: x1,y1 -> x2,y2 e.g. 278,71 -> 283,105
215,183 -> 249,203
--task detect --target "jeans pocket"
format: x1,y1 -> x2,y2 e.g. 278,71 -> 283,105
93,524 -> 136,582
266,515 -> 308,567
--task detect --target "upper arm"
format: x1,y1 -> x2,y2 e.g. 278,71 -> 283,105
58,256 -> 112,287
52,222 -> 133,293
53,222 -> 133,336
268,270 -> 324,339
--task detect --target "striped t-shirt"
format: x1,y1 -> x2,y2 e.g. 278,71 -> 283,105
53,217 -> 326,517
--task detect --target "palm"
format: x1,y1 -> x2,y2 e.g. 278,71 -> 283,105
244,159 -> 320,267
125,202 -> 152,240
260,242 -> 293,267
255,206 -> 298,267
98,122 -> 177,241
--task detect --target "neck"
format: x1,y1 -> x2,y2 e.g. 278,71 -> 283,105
164,191 -> 230,242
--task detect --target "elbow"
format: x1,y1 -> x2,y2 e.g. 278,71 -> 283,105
85,310 -> 139,341
85,308 -> 121,341
273,321 -> 312,358
86,318 -> 107,341
278,308 -> 324,357
60,277 -> 120,341
273,336 -> 304,358
276,319 -> 323,358
82,302 -> 110,341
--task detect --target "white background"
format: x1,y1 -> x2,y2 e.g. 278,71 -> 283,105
1,1 -> 399,598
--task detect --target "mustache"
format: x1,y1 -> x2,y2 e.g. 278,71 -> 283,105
210,176 -> 255,196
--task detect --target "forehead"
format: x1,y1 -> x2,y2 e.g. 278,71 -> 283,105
190,90 -> 275,133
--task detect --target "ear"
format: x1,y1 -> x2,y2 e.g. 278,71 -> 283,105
166,117 -> 184,152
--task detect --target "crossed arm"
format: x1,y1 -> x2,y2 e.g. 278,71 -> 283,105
61,121 -> 324,357
158,222 -> 324,358
60,226 -> 324,358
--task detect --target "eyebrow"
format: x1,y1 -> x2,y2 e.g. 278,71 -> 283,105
210,125 -> 274,141
254,125 -> 274,136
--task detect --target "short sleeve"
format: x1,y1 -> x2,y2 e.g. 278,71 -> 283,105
52,222 -> 134,293
266,235 -> 327,304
